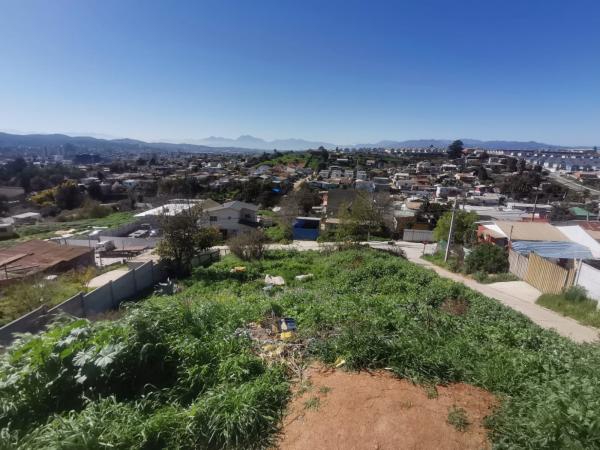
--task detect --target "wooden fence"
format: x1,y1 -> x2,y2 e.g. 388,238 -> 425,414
508,249 -> 529,279
524,252 -> 576,294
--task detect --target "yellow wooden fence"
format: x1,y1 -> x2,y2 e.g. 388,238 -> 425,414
524,252 -> 576,294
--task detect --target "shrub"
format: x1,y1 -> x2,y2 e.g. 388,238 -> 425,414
264,224 -> 292,243
464,243 -> 508,274
564,286 -> 588,302
228,229 -> 268,261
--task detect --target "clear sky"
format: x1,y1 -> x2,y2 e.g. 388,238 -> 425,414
0,0 -> 599,146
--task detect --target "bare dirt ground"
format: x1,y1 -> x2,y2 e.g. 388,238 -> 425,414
278,365 -> 496,450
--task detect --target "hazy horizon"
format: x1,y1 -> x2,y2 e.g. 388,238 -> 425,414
1,0 -> 599,147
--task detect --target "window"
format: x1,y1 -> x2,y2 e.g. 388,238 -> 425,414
209,216 -> 217,222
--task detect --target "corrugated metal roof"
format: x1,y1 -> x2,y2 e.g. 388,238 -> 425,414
511,240 -> 593,259
556,225 -> 600,258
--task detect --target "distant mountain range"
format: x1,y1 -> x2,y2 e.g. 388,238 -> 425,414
0,132 -> 255,154
0,131 -> 589,153
185,135 -> 335,151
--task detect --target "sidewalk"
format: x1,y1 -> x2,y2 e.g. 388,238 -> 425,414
394,241 -> 599,344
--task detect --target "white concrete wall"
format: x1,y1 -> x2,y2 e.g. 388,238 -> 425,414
576,262 -> 600,302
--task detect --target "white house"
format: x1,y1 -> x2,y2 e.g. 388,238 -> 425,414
203,201 -> 259,237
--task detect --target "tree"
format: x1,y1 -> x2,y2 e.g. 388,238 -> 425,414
54,181 -> 83,210
464,243 -> 509,274
157,206 -> 220,276
433,209 -> 477,246
507,157 -> 518,172
336,192 -> 384,242
447,140 -> 464,159
0,194 -> 8,216
476,166 -> 489,181
87,182 -> 104,202
228,229 -> 268,261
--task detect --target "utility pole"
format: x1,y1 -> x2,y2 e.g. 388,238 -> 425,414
530,191 -> 539,222
444,198 -> 458,262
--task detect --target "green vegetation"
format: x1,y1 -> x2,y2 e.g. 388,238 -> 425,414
156,206 -> 220,276
0,268 -> 98,326
472,272 -> 519,284
256,151 -> 310,167
264,223 -> 292,243
447,406 -> 469,432
0,212 -> 136,247
2,249 -> 600,448
433,210 -> 477,245
422,252 -> 461,272
537,286 -> 600,328
464,243 -> 509,275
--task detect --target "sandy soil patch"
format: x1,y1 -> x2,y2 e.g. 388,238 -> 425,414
278,365 -> 496,450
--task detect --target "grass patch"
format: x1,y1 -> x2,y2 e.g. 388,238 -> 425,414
447,405 -> 469,432
0,212 -> 136,247
0,268 -> 99,326
319,386 -> 332,394
304,397 -> 321,410
2,249 -> 600,448
422,252 -> 460,272
536,288 -> 600,328
472,272 -> 519,284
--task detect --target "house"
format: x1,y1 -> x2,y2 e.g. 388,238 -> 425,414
292,217 -> 320,240
203,201 -> 259,237
0,240 -> 95,284
0,220 -> 15,239
10,212 -> 42,225
569,207 -> 592,220
478,221 -> 569,246
555,225 -> 600,259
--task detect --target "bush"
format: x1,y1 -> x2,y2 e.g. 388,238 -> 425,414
564,286 -> 588,302
228,229 -> 268,261
464,243 -> 508,274
264,224 -> 292,243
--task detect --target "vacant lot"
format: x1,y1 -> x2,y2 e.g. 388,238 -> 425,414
1,248 -> 600,448
0,211 -> 135,247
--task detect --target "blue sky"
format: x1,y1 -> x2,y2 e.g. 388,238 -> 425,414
0,0 -> 599,146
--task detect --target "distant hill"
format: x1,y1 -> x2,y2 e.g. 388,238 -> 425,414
355,138 -> 565,150
0,131 -> 584,153
0,132 -> 257,154
188,135 -> 336,151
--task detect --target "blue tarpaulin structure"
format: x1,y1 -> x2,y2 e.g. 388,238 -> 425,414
511,240 -> 593,260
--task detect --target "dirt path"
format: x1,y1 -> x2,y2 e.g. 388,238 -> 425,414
278,366 -> 496,450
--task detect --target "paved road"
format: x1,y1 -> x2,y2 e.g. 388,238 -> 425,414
218,240 -> 599,343
549,172 -> 600,196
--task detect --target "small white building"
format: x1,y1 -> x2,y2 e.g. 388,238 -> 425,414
203,201 -> 259,237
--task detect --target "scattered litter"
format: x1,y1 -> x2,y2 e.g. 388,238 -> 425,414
155,278 -> 177,296
265,274 -> 285,285
279,317 -> 297,332
334,357 -> 346,368
295,273 -> 314,281
230,266 -> 246,273
234,321 -> 307,365
44,275 -> 58,281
